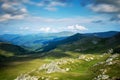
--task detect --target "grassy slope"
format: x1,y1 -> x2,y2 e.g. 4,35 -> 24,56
0,51 -> 120,80
0,33 -> 120,80
0,57 -> 53,80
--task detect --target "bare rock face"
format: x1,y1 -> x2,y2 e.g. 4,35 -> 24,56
14,74 -> 39,80
39,61 -> 65,73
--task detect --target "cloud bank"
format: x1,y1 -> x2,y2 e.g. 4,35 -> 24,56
68,24 -> 88,31
86,0 -> 120,22
0,0 -> 27,21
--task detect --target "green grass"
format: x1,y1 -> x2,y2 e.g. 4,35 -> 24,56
0,53 -> 119,80
27,54 -> 111,80
0,50 -> 14,57
0,58 -> 52,80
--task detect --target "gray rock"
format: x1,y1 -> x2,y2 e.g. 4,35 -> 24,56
39,61 -> 65,73
14,74 -> 39,80
93,74 -> 109,80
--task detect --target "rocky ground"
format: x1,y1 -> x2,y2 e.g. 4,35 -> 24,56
14,53 -> 120,80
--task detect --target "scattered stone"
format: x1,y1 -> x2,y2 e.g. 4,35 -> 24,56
106,58 -> 113,63
56,59 -> 68,65
93,74 -> 109,80
93,62 -> 104,67
107,49 -> 113,54
65,68 -> 70,71
39,61 -> 65,73
78,55 -> 86,60
56,58 -> 75,65
100,69 -> 107,75
93,54 -> 120,80
106,54 -> 119,65
14,74 -> 39,80
78,55 -> 94,61
110,54 -> 119,58
41,77 -> 45,80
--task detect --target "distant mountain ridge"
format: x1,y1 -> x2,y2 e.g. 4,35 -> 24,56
0,31 -> 119,52
41,32 -> 120,54
0,42 -> 28,61
85,31 -> 119,38
0,31 -> 120,61
0,42 -> 27,55
0,31 -> 75,51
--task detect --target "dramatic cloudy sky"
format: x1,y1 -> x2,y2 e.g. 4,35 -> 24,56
0,0 -> 120,34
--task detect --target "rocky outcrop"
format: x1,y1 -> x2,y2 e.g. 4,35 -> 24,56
93,54 -> 120,80
14,54 -> 119,80
39,61 -> 65,73
78,55 -> 94,61
14,74 -> 39,80
93,74 -> 109,80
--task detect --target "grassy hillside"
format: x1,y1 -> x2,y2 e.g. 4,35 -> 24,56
0,42 -> 29,62
0,52 -> 119,80
44,33 -> 120,55
0,32 -> 120,80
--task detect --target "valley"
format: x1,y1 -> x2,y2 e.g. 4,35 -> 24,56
0,31 -> 120,80
0,0 -> 120,80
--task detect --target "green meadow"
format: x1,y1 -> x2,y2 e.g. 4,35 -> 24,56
0,51 -> 119,80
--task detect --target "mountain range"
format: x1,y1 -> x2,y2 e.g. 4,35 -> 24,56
0,31 -> 119,53
0,31 -> 74,51
0,31 -> 120,59
0,31 -> 120,80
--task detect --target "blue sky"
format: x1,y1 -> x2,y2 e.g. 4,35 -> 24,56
0,0 -> 120,34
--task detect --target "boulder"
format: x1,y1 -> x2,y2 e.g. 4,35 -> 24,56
39,61 -> 65,73
14,74 -> 39,80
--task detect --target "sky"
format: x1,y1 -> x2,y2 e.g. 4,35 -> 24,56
0,0 -> 120,34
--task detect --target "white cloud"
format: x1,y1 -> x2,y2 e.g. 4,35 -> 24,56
35,27 -> 58,33
21,0 -> 66,11
43,1 -> 66,11
20,8 -> 27,13
1,3 -> 27,15
0,14 -> 26,22
68,24 -> 88,31
48,1 -> 66,7
44,7 -> 57,11
39,27 -> 51,32
88,4 -> 119,13
0,1 -> 28,22
86,0 -> 120,22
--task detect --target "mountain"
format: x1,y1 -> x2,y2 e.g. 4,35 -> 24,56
0,31 -> 74,51
0,42 -> 29,62
39,33 -> 89,52
42,32 -> 120,57
35,31 -> 120,52
0,42 -> 27,55
86,31 -> 119,38
0,31 -> 119,52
